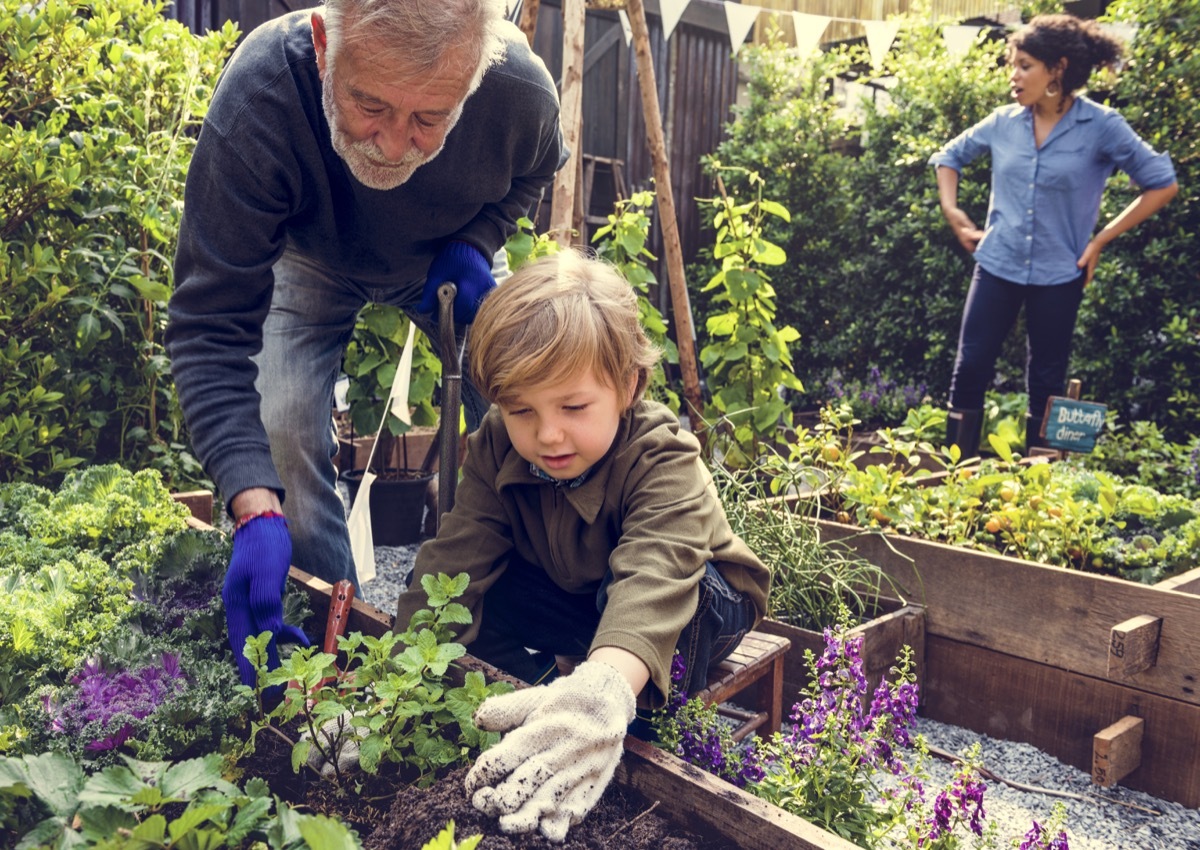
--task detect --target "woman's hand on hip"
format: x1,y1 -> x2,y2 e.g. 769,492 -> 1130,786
943,207 -> 983,253
1077,240 -> 1104,286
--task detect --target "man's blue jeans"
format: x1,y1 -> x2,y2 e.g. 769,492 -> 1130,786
252,250 -> 495,586
949,264 -> 1086,418
469,556 -> 755,715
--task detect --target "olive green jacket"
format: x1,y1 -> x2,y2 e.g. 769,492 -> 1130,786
394,400 -> 770,704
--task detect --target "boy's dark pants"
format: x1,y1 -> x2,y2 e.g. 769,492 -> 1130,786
470,555 -> 754,714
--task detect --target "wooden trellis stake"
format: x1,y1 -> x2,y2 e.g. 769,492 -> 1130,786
549,0 -> 585,245
625,0 -> 704,433
518,0 -> 541,46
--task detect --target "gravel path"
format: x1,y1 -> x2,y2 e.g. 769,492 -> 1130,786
914,717 -> 1200,849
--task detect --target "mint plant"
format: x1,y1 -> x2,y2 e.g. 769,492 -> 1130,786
0,750 -> 362,848
245,573 -> 512,789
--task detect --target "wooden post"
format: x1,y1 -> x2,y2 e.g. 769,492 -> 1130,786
1108,614 -> 1163,678
518,0 -> 541,46
625,0 -> 705,435
549,0 -> 585,245
1093,715 -> 1145,787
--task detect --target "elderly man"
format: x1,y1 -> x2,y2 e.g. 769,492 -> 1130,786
165,0 -> 564,686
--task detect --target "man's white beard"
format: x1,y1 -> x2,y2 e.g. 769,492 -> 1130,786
321,70 -> 456,191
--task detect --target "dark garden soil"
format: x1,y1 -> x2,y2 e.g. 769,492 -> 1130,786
240,724 -> 725,849
364,767 -> 722,850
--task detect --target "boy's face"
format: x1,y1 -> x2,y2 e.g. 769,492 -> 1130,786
498,369 -> 635,480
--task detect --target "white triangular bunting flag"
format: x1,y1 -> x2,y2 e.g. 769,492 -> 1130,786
864,19 -> 901,71
720,2 -> 758,55
618,8 -> 632,47
660,0 -> 689,41
724,2 -> 760,55
942,25 -> 980,59
792,12 -> 830,58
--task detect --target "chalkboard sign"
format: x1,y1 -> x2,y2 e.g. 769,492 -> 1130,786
1041,397 -> 1107,453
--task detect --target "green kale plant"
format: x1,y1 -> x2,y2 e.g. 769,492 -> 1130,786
245,573 -> 512,790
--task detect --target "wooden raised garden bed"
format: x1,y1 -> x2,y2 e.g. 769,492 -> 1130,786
807,518 -> 1200,807
287,567 -> 861,849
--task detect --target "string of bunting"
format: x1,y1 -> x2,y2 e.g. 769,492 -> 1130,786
613,2 -> 1137,71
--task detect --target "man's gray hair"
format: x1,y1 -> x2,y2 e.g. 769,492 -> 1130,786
321,0 -> 507,91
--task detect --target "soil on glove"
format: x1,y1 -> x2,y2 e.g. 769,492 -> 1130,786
363,766 -> 723,850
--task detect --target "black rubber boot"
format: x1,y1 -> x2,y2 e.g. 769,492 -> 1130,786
945,407 -> 983,459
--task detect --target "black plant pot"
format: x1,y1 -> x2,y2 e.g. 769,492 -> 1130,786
340,467 -> 434,546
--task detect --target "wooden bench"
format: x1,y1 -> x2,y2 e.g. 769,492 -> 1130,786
695,630 -> 791,742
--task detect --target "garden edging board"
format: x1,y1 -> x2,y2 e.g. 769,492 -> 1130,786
810,518 -> 1200,807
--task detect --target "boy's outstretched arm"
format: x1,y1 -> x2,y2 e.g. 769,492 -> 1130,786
463,647 -> 649,843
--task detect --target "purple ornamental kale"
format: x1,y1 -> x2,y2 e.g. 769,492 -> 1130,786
45,654 -> 188,751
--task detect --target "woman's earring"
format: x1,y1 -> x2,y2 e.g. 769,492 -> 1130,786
1046,81 -> 1061,98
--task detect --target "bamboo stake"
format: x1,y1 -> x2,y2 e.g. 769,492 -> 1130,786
549,0 -> 585,245
518,0 -> 541,46
624,0 -> 705,434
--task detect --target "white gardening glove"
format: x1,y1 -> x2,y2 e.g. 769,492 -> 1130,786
464,660 -> 636,843
301,710 -> 361,780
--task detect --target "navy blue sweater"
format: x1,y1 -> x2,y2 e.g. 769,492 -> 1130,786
166,12 -> 564,507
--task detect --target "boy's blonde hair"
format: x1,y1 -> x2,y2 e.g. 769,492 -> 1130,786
469,249 -> 662,406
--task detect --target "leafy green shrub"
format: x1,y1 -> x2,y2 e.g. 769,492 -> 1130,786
1072,0 -> 1200,441
1081,418 -> 1200,499
0,0 -> 237,487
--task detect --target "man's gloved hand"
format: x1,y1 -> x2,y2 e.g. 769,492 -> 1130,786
417,241 -> 496,324
222,513 -> 310,686
464,660 -> 636,843
301,710 -> 361,780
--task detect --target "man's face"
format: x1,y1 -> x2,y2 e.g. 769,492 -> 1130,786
315,17 -> 474,190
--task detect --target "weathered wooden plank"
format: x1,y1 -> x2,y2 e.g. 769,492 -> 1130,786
289,567 -> 394,639
1093,715 -> 1144,788
1108,615 -> 1162,679
1157,565 -> 1200,595
171,490 -> 214,524
812,519 -> 1200,706
758,603 -> 926,711
618,736 -> 861,850
921,636 -> 1200,807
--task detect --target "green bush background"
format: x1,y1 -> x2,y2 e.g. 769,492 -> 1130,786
704,0 -> 1198,440
1,0 -> 1194,492
0,0 -> 236,484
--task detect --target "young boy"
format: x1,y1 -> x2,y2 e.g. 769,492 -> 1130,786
395,249 -> 769,842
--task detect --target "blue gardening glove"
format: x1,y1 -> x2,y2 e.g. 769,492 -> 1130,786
417,241 -> 496,324
222,514 -> 310,686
